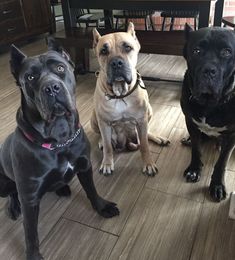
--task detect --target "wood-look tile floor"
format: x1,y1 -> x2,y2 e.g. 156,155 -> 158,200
1,38 -> 235,260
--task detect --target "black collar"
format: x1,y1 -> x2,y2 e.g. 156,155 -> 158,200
104,72 -> 146,100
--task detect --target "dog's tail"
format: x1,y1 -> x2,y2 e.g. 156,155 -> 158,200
148,132 -> 170,146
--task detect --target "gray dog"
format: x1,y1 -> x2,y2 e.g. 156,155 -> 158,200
0,38 -> 119,260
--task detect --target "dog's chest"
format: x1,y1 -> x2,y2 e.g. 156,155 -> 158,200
62,161 -> 75,181
192,117 -> 227,137
103,98 -> 145,121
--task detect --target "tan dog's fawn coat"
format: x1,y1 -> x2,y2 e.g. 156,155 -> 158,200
91,23 -> 169,176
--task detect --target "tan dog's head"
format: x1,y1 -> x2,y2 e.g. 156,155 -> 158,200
93,22 -> 140,96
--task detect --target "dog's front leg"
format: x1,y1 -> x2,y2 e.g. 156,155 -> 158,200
76,161 -> 119,218
21,202 -> 42,260
209,135 -> 235,202
184,118 -> 203,182
138,119 -> 158,176
98,120 -> 114,175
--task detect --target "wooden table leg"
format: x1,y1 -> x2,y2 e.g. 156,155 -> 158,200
198,1 -> 211,28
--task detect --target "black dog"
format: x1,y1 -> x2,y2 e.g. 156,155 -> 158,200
181,25 -> 235,202
0,38 -> 119,260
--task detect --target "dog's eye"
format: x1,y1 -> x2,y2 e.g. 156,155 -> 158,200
27,75 -> 34,81
57,65 -> 65,72
100,48 -> 108,55
193,48 -> 201,55
125,45 -> 133,53
221,48 -> 232,58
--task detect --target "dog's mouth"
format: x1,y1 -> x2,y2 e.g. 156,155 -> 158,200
191,93 -> 219,106
114,76 -> 126,82
111,81 -> 129,97
40,102 -> 73,123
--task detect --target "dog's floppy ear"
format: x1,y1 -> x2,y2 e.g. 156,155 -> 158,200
10,45 -> 27,83
127,22 -> 136,38
47,36 -> 74,68
93,28 -> 101,49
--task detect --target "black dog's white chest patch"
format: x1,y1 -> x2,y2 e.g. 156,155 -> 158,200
192,117 -> 227,137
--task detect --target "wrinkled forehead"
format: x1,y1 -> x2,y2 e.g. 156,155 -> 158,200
98,32 -> 137,49
189,28 -> 235,48
21,51 -> 68,72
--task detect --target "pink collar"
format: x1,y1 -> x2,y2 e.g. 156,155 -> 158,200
22,124 -> 81,151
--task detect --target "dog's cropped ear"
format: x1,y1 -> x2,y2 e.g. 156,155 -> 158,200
10,45 -> 27,82
47,36 -> 74,68
185,23 -> 193,40
93,28 -> 101,49
127,22 -> 136,38
183,23 -> 194,59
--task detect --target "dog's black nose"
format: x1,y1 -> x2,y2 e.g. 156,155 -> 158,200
202,65 -> 217,78
110,58 -> 124,69
44,83 -> 61,96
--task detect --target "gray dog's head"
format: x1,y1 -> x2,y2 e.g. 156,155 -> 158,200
184,25 -> 235,106
10,38 -> 76,122
93,22 -> 140,96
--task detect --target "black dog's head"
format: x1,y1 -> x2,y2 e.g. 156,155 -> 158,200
184,25 -> 235,106
10,38 -> 76,122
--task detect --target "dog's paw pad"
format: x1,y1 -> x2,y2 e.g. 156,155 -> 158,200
142,163 -> 158,177
55,185 -> 71,197
209,182 -> 227,202
99,202 -> 120,218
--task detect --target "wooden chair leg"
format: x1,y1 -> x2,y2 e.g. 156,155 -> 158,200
161,17 -> 166,31
150,15 -> 155,31
125,18 -> 128,30
74,47 -> 89,75
170,17 -> 175,31
144,18 -> 148,31
115,18 -> 119,29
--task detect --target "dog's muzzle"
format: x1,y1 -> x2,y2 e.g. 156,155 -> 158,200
192,64 -> 222,105
107,57 -> 132,86
39,80 -> 74,119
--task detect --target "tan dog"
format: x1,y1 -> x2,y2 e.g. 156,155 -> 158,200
91,23 -> 169,176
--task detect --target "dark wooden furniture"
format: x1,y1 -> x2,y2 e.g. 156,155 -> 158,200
76,9 -> 105,28
114,10 -> 155,31
51,0 -> 64,33
0,0 -> 53,46
161,10 -> 199,31
59,0 -> 223,73
222,16 -> 235,30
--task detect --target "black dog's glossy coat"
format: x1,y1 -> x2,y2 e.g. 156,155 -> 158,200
181,25 -> 235,202
0,39 -> 119,260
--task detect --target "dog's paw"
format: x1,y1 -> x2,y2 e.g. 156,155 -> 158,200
55,185 -> 71,197
181,136 -> 191,146
184,167 -> 201,182
160,138 -> 170,146
99,160 -> 114,176
209,181 -> 227,202
27,252 -> 44,260
142,163 -> 158,177
94,198 -> 120,218
6,196 -> 21,221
